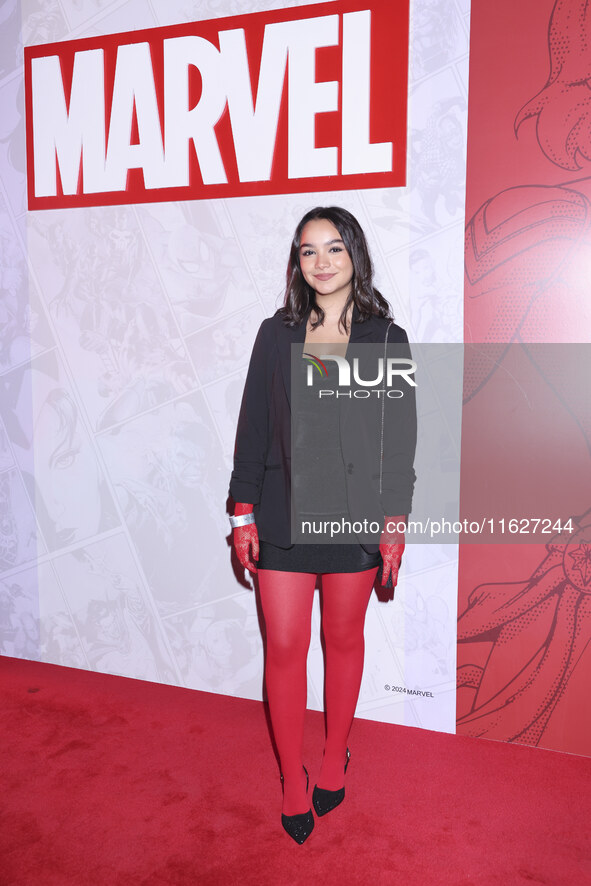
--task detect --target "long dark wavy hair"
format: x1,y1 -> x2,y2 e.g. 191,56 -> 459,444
282,206 -> 391,331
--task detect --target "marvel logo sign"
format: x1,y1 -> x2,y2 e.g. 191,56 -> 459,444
24,0 -> 409,209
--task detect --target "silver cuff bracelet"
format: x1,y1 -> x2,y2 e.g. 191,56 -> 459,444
229,512 -> 256,529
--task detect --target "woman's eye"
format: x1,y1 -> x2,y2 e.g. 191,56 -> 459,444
301,249 -> 314,257
54,450 -> 77,469
330,246 -> 343,253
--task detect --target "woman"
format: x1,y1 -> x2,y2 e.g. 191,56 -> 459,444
229,206 -> 416,843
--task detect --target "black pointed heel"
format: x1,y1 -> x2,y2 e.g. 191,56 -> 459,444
280,765 -> 314,844
312,747 -> 351,817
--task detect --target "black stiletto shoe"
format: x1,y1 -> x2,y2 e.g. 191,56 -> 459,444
312,747 -> 351,817
280,765 -> 314,844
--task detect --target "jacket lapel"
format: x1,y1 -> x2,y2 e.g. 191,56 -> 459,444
277,312 -> 307,410
341,308 -> 386,429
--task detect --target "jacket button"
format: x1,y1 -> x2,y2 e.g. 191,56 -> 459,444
347,463 -> 354,474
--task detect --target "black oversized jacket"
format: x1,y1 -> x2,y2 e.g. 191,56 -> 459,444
229,305 -> 417,552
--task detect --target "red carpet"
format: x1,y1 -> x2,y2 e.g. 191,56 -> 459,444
1,655 -> 590,885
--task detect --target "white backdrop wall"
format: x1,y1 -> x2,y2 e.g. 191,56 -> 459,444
0,0 -> 469,735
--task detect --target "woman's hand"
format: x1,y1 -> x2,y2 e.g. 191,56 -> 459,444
233,503 -> 259,573
379,515 -> 406,587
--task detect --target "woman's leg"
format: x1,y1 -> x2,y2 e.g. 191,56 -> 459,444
258,569 -> 316,815
318,567 -> 378,790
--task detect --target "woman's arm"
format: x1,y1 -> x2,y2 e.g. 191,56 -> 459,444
379,328 -> 417,519
229,320 -> 273,572
379,514 -> 406,588
229,320 -> 272,505
377,327 -> 415,588
232,502 -> 259,573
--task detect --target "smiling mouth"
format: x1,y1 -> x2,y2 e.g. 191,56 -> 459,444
314,274 -> 336,281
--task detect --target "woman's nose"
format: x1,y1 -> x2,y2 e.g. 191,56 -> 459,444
315,251 -> 329,268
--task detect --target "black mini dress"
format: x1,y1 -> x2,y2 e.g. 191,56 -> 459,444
258,355 -> 382,574
257,541 -> 381,573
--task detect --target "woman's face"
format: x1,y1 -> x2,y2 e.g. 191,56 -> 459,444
298,219 -> 354,303
205,621 -> 233,662
168,436 -> 204,488
35,399 -> 102,546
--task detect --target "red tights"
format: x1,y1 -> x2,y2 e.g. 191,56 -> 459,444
258,567 -> 378,816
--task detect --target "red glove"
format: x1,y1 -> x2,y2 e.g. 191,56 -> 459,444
232,503 -> 259,573
379,515 -> 406,587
